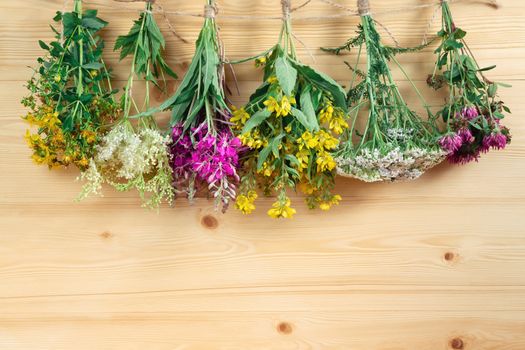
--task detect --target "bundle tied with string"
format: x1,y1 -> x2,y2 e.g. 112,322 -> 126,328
323,0 -> 446,183
428,0 -> 511,165
232,0 -> 350,218
77,0 -> 177,209
132,0 -> 241,213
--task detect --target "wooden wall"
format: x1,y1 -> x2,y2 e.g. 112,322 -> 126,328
1,0 -> 524,348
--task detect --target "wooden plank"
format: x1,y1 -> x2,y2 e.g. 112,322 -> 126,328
1,0 -> 525,348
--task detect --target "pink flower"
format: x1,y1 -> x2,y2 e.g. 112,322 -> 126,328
482,132 -> 507,151
457,128 -> 474,144
461,106 -> 479,120
439,133 -> 463,153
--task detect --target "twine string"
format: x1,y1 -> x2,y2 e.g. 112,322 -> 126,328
357,0 -> 371,16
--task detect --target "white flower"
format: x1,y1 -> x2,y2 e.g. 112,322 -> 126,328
78,124 -> 174,208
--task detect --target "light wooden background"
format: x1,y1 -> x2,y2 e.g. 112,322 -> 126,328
1,0 -> 525,349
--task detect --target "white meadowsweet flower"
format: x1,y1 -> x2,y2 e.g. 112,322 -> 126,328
78,123 -> 174,208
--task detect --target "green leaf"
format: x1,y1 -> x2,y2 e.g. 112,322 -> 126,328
38,40 -> 49,51
82,17 -> 108,30
291,107 -> 314,131
478,65 -> 496,72
82,62 -> 103,70
257,145 -> 273,170
299,87 -> 319,131
291,60 -> 347,112
271,134 -> 286,157
275,56 -> 297,96
241,109 -> 271,134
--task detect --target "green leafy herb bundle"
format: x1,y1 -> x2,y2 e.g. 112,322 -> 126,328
138,0 -> 242,212
232,0 -> 349,219
22,0 -> 118,171
78,1 -> 176,209
323,0 -> 445,183
429,1 -> 511,164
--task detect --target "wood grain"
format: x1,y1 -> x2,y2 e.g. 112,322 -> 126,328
1,0 -> 525,349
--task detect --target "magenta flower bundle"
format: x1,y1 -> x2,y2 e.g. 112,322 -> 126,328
439,107 -> 511,164
169,122 -> 242,209
430,1 -> 511,165
137,1 -> 242,211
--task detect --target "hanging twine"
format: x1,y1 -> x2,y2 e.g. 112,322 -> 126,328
357,0 -> 371,16
281,0 -> 292,20
204,3 -> 218,18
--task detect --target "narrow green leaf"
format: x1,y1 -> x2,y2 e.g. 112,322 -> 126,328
241,109 -> 271,134
275,57 -> 297,96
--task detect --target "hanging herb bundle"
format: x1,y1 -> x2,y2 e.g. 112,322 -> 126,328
78,0 -> 176,208
21,0 -> 118,170
232,0 -> 349,218
137,0 -> 241,212
323,0 -> 445,182
428,0 -> 511,164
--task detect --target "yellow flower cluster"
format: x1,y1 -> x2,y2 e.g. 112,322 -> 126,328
239,130 -> 268,149
318,194 -> 342,211
235,190 -> 258,214
319,102 -> 349,135
230,107 -> 250,129
23,105 -> 96,170
296,130 -> 339,173
263,95 -> 296,117
268,197 -> 297,219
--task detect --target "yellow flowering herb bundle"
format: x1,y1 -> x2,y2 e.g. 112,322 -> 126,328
21,0 -> 118,170
78,1 -> 175,208
233,0 -> 348,218
323,1 -> 445,182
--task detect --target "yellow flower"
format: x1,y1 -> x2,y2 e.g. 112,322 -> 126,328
320,104 -> 334,124
25,130 -> 42,146
299,182 -> 316,195
267,197 -> 296,219
279,95 -> 296,117
236,190 -> 258,214
240,131 -> 266,149
285,124 -> 292,133
90,70 -> 98,78
329,115 -> 349,135
317,130 -> 339,150
81,130 -> 97,144
260,162 -> 273,177
255,57 -> 267,67
318,194 -> 342,211
316,151 -> 336,172
267,76 -> 278,84
231,107 -> 250,126
264,96 -> 281,116
298,131 -> 319,149
296,148 -> 310,171
77,158 -> 89,168
54,75 -> 61,83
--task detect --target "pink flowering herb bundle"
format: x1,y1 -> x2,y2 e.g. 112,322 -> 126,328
428,1 -> 511,164
138,1 -> 241,212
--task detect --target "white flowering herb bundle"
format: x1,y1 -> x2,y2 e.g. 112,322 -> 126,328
323,0 -> 445,183
138,0 -> 242,213
78,0 -> 175,209
21,0 -> 118,171
232,0 -> 349,219
428,1 -> 511,164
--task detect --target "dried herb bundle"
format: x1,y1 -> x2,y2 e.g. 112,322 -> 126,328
138,0 -> 241,212
22,0 -> 118,170
78,1 -> 175,208
429,1 -> 511,164
233,0 -> 349,218
324,1 -> 444,182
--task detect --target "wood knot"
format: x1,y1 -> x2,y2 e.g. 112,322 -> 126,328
99,231 -> 112,239
277,322 -> 293,335
201,215 -> 218,229
444,251 -> 455,261
450,337 -> 464,349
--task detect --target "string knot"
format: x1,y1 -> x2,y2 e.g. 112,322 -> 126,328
281,0 -> 291,20
204,4 -> 217,18
357,0 -> 371,16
